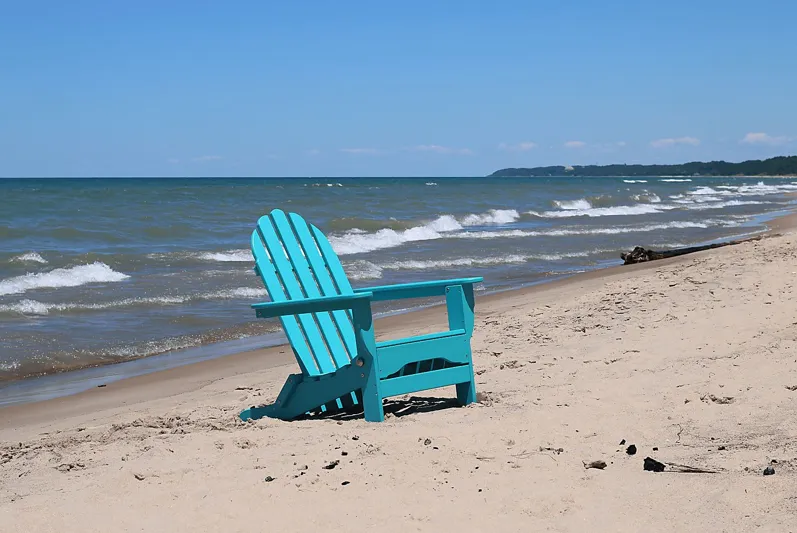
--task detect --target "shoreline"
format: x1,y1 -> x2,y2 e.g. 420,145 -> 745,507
3,210 -> 796,430
2,208 -> 796,416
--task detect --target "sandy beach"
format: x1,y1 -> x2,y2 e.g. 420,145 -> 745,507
3,218 -> 797,532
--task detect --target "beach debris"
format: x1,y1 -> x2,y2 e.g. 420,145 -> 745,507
718,446 -> 726,451
665,462 -> 720,474
55,462 -> 85,472
97,384 -> 106,388
264,476 -> 276,482
621,236 -> 764,265
583,460 -> 607,470
423,438 -> 432,446
476,391 -> 495,406
341,451 -> 348,456
134,473 -> 145,481
351,435 -> 359,441
652,447 -> 659,451
323,460 -> 340,470
626,444 -> 637,455
763,466 -> 775,476
619,439 -> 626,445
786,385 -> 797,391
539,447 -> 564,455
643,457 -> 666,472
700,394 -> 735,405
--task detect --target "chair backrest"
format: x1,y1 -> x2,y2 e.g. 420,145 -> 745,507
251,209 -> 358,377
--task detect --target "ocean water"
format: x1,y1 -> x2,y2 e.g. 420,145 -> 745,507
1,176 -> 796,386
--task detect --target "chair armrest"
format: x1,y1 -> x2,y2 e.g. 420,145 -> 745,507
251,292 -> 373,318
353,277 -> 483,302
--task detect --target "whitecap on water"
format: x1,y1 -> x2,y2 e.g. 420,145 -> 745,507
0,262 -> 129,297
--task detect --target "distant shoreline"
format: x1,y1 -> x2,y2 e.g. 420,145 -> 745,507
489,155 -> 797,178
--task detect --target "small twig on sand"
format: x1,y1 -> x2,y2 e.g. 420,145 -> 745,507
665,462 -> 720,474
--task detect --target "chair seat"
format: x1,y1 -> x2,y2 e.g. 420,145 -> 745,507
376,329 -> 467,349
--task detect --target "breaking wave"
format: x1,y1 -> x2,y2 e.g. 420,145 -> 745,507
0,262 -> 129,297
0,287 -> 268,316
9,252 -> 48,264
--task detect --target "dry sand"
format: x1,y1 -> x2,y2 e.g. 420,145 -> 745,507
3,224 -> 797,532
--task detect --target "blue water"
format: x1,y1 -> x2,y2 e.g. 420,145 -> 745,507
1,176 -> 796,385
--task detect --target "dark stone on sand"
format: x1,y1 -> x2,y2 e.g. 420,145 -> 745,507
341,451 -> 348,456
341,481 -> 350,486
626,445 -> 637,455
352,435 -> 360,441
619,439 -> 626,445
423,438 -> 432,446
643,457 -> 665,472
718,446 -> 726,451
323,460 -> 340,470
763,466 -> 775,476
652,447 -> 658,451
584,460 -> 607,470
134,473 -> 145,481
97,384 -> 106,388
264,476 -> 275,482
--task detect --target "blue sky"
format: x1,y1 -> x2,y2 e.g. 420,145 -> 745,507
1,1 -> 796,177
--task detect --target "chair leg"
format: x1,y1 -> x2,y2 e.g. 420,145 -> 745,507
456,365 -> 477,406
362,359 -> 384,422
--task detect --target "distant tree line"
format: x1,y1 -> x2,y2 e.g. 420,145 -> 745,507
489,156 -> 797,177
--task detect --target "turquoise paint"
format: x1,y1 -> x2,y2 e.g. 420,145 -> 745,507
242,209 -> 482,422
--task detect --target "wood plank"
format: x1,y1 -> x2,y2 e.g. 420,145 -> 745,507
287,212 -> 357,366
271,210 -> 349,371
376,332 -> 470,378
379,365 -> 473,399
354,277 -> 482,301
257,213 -> 334,375
251,224 -> 315,375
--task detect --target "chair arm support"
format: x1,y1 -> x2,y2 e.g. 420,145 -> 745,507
251,292 -> 373,318
353,277 -> 483,302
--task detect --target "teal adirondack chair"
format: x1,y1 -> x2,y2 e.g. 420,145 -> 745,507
240,209 -> 483,423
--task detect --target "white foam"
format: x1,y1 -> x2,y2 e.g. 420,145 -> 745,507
204,287 -> 267,299
0,262 -> 129,297
680,200 -> 764,211
328,215 -> 463,255
553,199 -> 592,210
10,252 -> 48,264
0,288 -> 268,316
344,260 -> 384,280
425,182 -> 438,186
377,251 -> 602,271
450,220 -> 730,240
660,178 -> 692,182
531,203 -> 670,218
459,209 -> 520,226
630,193 -> 662,203
197,250 -> 252,262
623,179 -> 648,183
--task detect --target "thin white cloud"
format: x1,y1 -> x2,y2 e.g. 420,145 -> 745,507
498,141 -> 537,152
650,137 -> 700,148
410,144 -> 474,155
193,155 -> 223,162
564,140 -> 586,148
305,149 -> 321,156
740,132 -> 792,145
339,148 -> 383,155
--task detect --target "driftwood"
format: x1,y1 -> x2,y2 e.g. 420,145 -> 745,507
621,235 -> 766,265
